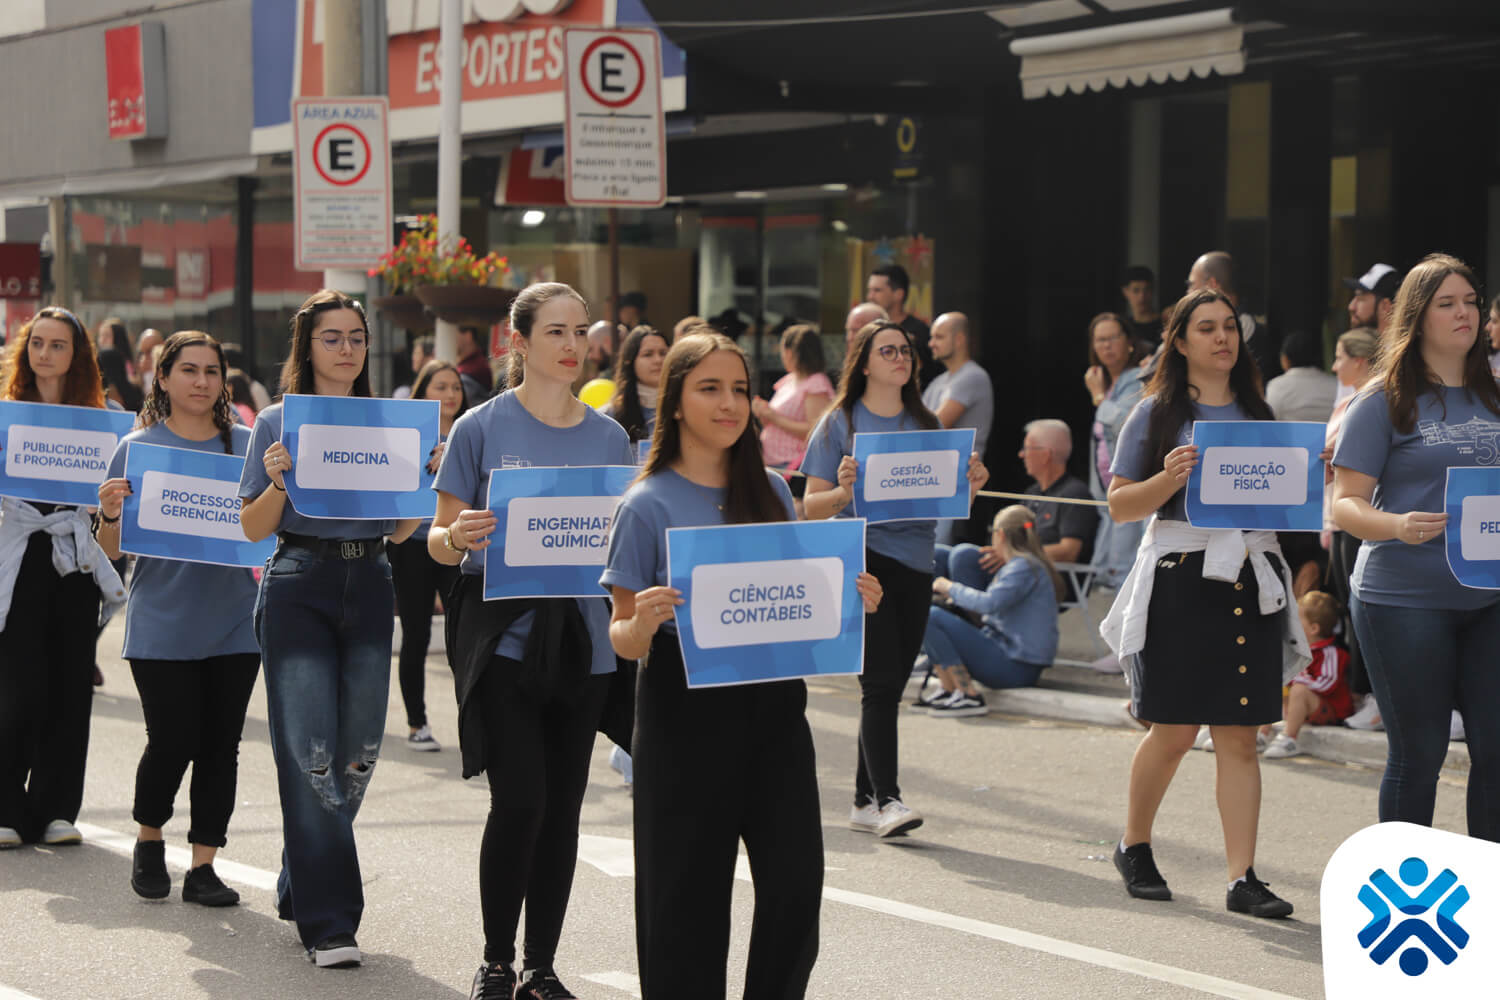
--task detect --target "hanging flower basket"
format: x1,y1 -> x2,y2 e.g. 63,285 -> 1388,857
370,293 -> 434,332
413,284 -> 518,327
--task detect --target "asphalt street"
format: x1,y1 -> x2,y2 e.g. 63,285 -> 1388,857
0,616 -> 1467,1000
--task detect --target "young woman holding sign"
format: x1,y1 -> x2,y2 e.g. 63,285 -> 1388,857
1332,253 -> 1500,840
603,324 -> 669,446
95,331 -> 257,906
801,321 -> 987,839
0,307 -> 124,849
602,331 -> 882,1000
430,283 -> 633,1000
1102,287 -> 1301,919
237,290 -> 420,969
387,359 -> 466,752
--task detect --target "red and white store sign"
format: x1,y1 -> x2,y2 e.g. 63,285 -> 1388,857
0,244 -> 42,301
495,147 -> 566,206
105,22 -> 167,140
175,248 -> 209,299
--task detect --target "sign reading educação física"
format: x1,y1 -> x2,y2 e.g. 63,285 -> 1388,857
0,400 -> 135,507
484,465 -> 637,600
280,394 -> 440,520
120,443 -> 275,568
852,427 -> 974,524
1186,420 -> 1325,531
666,519 -> 865,688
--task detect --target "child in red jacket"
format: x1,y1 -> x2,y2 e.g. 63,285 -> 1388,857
1264,590 -> 1352,759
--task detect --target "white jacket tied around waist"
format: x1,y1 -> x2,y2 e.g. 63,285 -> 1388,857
0,497 -> 126,632
1100,517 -> 1311,684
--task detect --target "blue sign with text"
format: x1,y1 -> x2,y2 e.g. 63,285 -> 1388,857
1186,420 -> 1324,531
484,465 -> 637,600
1444,467 -> 1500,589
0,400 -> 135,507
852,427 -> 973,524
666,519 -> 865,688
281,394 -> 439,519
120,443 -> 276,568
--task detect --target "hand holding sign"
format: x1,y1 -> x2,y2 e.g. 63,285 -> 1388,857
449,507 -> 497,552
1399,510 -> 1447,546
629,585 -> 684,652
262,441 -> 292,490
1165,444 -> 1199,487
855,571 -> 883,613
97,476 -> 132,521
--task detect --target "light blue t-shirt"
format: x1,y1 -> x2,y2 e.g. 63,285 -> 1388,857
434,390 -> 633,673
1334,384 -> 1500,611
1111,394 -> 1253,522
601,400 -> 656,443
945,555 -> 1058,666
801,402 -> 937,573
236,401 -> 398,540
108,422 -> 260,661
599,468 -> 797,636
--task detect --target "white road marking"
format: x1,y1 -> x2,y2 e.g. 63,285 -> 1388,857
575,836 -> 1305,1000
0,985 -> 45,999
75,822 -> 279,892
580,971 -> 642,997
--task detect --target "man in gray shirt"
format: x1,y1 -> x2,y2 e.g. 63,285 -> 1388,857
922,312 -> 994,542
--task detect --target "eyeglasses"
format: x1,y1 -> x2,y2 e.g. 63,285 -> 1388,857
318,332 -> 368,351
874,344 -> 913,361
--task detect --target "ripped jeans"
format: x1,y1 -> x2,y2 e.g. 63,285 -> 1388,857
254,541 -> 394,950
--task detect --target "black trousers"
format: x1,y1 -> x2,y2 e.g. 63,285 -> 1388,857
477,659 -> 610,968
129,653 -> 262,847
855,549 -> 932,807
388,536 -> 459,729
635,634 -> 822,1000
0,533 -> 101,841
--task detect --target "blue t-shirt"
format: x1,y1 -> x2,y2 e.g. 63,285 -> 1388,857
801,402 -> 936,573
433,390 -> 633,674
601,400 -> 656,442
108,422 -> 260,661
236,401 -> 398,540
599,467 -> 797,636
1334,384 -> 1500,610
1111,394 -> 1253,521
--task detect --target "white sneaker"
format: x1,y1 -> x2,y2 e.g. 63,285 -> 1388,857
1086,653 -> 1123,673
407,725 -> 441,752
1344,695 -> 1383,731
928,691 -> 989,718
0,826 -> 20,849
1194,727 -> 1214,752
848,801 -> 881,833
609,744 -> 634,786
1451,711 -> 1466,743
42,820 -> 81,845
1264,733 -> 1303,759
875,798 -> 923,838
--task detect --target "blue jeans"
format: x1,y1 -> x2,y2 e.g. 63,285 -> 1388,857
933,543 -> 993,590
254,543 -> 395,949
1350,596 -> 1500,841
921,606 -> 1043,690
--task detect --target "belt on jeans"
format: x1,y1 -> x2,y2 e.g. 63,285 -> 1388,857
277,532 -> 383,561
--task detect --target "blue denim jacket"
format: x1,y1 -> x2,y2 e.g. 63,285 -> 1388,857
946,555 -> 1059,666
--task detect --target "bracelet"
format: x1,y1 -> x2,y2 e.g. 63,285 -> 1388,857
272,480 -> 286,492
444,524 -> 467,553
99,511 -> 120,524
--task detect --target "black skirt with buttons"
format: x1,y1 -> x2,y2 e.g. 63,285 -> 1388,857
1126,549 -> 1285,726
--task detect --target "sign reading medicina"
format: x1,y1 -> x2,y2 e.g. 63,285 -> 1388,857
280,395 -> 441,519
0,400 -> 135,507
484,465 -> 636,599
852,427 -> 974,524
1185,421 -> 1325,531
120,443 -> 276,568
666,519 -> 866,688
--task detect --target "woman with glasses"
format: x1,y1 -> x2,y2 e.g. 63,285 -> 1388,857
238,290 -> 421,969
1084,313 -> 1147,589
803,322 -> 987,839
0,308 -> 126,849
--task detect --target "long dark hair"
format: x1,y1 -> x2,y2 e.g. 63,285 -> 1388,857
97,348 -> 143,411
1086,312 -> 1140,393
610,325 -> 668,443
412,358 -> 469,424
1143,289 -> 1272,473
2,307 -> 106,408
280,289 -> 371,398
140,331 -> 236,453
827,320 -> 938,446
638,332 -> 788,525
507,281 -> 589,389
1371,253 -> 1500,434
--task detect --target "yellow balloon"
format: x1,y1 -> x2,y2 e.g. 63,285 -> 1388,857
579,378 -> 615,410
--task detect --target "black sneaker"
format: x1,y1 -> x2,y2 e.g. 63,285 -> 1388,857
1114,841 -> 1171,901
310,933 -> 361,968
1226,866 -> 1294,919
516,967 -> 578,999
131,840 -> 170,900
182,864 -> 240,907
470,963 -> 518,1000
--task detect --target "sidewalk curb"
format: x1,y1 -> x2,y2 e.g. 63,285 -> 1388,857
986,686 -> 1472,780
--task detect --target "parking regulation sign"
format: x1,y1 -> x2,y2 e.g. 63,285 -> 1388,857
563,28 -> 666,207
292,97 -> 392,270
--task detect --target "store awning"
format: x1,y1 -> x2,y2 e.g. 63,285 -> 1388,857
1009,8 -> 1243,99
0,156 -> 259,201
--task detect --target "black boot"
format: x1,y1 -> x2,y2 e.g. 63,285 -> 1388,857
131,840 -> 170,900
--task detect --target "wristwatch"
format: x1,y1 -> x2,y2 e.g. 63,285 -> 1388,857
444,524 -> 466,553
